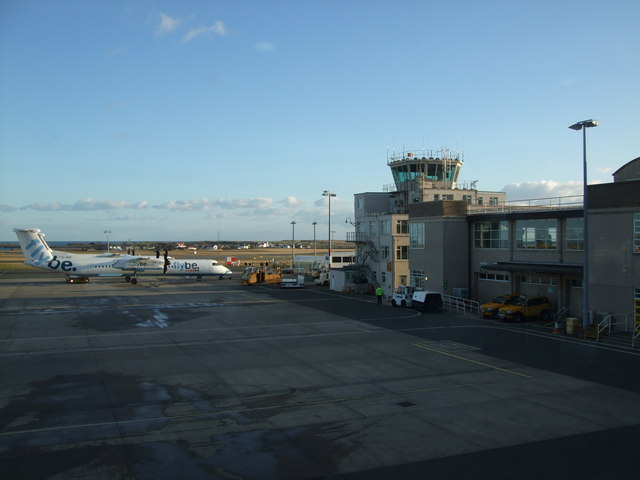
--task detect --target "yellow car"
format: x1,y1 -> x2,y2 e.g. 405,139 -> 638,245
480,294 -> 521,318
498,296 -> 553,322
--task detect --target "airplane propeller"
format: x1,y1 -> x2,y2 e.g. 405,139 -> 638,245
163,250 -> 170,274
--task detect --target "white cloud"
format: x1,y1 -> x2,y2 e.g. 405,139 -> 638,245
153,197 -> 280,212
183,21 -> 226,43
20,198 -> 150,211
255,42 -> 276,52
157,13 -> 180,35
502,180 -> 583,201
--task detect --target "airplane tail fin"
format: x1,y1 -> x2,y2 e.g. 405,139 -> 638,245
14,228 -> 55,265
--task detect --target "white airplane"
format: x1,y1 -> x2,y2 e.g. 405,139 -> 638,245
14,228 -> 232,284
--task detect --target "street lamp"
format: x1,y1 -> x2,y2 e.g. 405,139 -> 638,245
104,229 -> 112,252
312,221 -> 317,256
290,221 -> 296,267
569,119 -> 598,330
322,190 -> 336,268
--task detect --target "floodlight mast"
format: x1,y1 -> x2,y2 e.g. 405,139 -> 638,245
312,221 -> 317,256
290,221 -> 296,267
322,190 -> 337,269
568,119 -> 597,330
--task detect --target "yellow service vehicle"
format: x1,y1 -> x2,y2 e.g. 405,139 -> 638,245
240,266 -> 282,286
480,294 -> 521,318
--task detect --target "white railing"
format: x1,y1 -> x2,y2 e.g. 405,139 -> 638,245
467,195 -> 583,215
552,306 -> 572,324
442,293 -> 479,314
595,313 -> 629,341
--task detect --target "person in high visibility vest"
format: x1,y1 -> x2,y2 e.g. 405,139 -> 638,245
375,286 -> 384,305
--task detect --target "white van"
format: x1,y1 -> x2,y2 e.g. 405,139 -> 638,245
411,291 -> 443,313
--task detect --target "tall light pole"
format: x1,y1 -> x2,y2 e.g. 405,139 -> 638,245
290,221 -> 296,267
312,221 -> 317,256
569,119 -> 598,330
104,229 -> 112,252
322,190 -> 336,268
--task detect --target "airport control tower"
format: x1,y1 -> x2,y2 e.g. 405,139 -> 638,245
386,148 -> 503,207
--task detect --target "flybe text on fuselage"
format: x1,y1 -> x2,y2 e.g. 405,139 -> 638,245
168,261 -> 202,273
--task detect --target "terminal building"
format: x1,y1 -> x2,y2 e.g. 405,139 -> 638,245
349,151 -> 640,334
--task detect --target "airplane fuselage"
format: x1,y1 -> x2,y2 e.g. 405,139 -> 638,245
39,252 -> 230,278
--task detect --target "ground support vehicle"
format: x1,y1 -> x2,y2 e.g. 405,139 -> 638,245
391,286 -> 422,307
498,296 -> 553,322
66,275 -> 90,284
480,294 -> 521,318
240,267 -> 282,286
314,271 -> 329,286
281,268 -> 305,288
411,291 -> 443,313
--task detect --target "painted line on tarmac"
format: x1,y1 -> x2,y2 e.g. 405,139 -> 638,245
0,379 -> 513,438
412,341 -> 533,379
0,326 -> 393,357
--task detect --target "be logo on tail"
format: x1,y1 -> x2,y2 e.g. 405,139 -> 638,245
47,256 -> 76,272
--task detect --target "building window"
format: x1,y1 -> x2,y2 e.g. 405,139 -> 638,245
396,220 -> 408,234
566,217 -> 584,251
634,213 -> 640,254
444,194 -> 454,201
381,220 -> 391,235
356,198 -> 364,210
478,272 -> 510,282
517,275 -> 557,286
489,197 -> 499,206
516,219 -> 557,250
474,221 -> 508,249
369,221 -> 376,235
411,270 -> 426,288
409,222 -> 425,249
381,271 -> 386,284
434,194 -> 440,201
381,245 -> 390,259
462,195 -> 473,204
396,245 -> 408,260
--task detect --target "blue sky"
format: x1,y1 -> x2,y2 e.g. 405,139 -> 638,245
1,0 -> 638,242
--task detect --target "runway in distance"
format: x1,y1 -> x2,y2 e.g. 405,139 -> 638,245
14,228 -> 232,284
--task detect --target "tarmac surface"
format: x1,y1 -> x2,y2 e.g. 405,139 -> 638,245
0,272 -> 639,479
